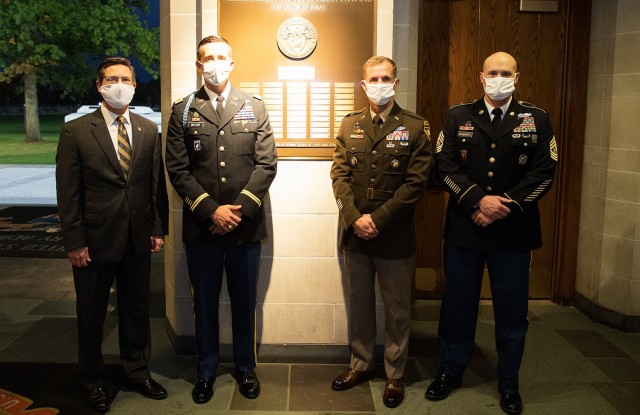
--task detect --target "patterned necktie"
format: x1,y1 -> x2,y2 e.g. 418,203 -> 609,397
373,114 -> 383,135
117,115 -> 132,179
491,108 -> 503,131
216,95 -> 224,118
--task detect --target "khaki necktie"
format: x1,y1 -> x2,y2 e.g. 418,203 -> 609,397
373,114 -> 383,135
117,115 -> 132,179
216,95 -> 224,119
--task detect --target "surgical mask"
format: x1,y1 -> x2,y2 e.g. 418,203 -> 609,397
364,82 -> 396,106
100,82 -> 136,109
483,75 -> 516,101
99,83 -> 135,109
201,61 -> 232,86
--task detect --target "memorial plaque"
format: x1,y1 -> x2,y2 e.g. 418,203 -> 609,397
220,0 -> 375,159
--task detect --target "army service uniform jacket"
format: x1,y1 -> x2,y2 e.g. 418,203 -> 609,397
436,98 -> 558,252
331,103 -> 432,258
165,86 -> 277,246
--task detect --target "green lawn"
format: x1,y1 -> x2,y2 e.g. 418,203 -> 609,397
0,114 -> 65,164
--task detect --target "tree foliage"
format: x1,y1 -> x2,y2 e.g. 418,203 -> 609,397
0,0 -> 159,100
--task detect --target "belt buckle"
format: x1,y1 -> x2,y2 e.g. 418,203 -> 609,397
366,187 -> 374,200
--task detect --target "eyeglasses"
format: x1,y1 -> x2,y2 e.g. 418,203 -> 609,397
103,76 -> 134,85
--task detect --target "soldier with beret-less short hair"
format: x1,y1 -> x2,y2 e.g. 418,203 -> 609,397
330,55 -> 432,409
426,51 -> 558,415
164,35 -> 277,405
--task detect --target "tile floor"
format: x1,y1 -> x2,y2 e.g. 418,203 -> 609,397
0,255 -> 639,414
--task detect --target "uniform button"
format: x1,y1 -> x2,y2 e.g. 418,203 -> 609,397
194,130 -> 198,135
219,130 -> 225,136
491,143 -> 496,149
488,171 -> 494,177
372,150 -> 377,155
370,178 -> 375,183
524,142 -> 528,146
351,147 -> 356,151
219,146 -> 225,151
489,157 -> 495,163
394,149 -> 399,154
244,128 -> 249,132
220,162 -> 226,167
462,139 -> 466,142
371,164 -> 376,169
221,177 -> 227,183
487,186 -> 493,192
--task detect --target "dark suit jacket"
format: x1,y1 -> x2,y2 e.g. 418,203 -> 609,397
436,98 -> 558,252
165,86 -> 278,246
56,109 -> 169,262
331,103 -> 432,258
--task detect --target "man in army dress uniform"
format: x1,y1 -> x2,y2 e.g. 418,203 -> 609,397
330,56 -> 432,408
164,35 -> 277,404
425,52 -> 558,415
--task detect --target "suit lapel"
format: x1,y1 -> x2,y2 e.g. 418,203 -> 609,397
192,87 -> 218,127
471,99 -> 493,138
128,113 -> 147,179
377,104 -> 403,143
222,88 -> 247,127
496,101 -> 521,137
90,110 -> 125,180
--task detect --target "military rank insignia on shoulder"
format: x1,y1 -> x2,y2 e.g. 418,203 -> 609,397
423,120 -> 431,141
518,101 -> 547,114
173,97 -> 184,105
450,99 -> 477,110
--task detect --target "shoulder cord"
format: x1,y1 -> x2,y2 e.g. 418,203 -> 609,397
181,92 -> 197,129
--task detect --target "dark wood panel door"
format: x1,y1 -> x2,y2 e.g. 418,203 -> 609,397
414,0 -> 591,302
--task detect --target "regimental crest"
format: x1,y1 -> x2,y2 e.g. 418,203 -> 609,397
277,17 -> 318,60
519,154 -> 528,165
194,140 -> 202,151
460,149 -> 468,161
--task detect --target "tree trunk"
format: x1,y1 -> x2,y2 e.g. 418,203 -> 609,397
24,73 -> 42,143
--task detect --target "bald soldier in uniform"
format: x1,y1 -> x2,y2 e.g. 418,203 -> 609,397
165,35 -> 277,404
330,56 -> 432,408
426,52 -> 558,415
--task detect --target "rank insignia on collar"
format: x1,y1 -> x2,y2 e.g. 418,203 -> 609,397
194,140 -> 202,151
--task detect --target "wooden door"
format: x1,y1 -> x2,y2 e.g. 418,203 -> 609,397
413,0 -> 591,302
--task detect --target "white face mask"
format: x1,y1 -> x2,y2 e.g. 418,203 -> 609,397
364,82 -> 396,106
201,61 -> 232,86
99,83 -> 135,109
483,75 -> 516,101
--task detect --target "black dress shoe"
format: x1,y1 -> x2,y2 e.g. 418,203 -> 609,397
86,386 -> 110,412
500,391 -> 523,415
383,378 -> 404,408
331,369 -> 375,391
124,377 -> 167,400
236,370 -> 260,399
425,369 -> 462,401
192,377 -> 214,404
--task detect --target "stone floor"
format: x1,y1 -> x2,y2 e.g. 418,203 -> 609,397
1,255 -> 639,414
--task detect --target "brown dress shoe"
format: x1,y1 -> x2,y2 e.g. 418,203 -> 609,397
331,369 -> 375,391
383,378 -> 404,408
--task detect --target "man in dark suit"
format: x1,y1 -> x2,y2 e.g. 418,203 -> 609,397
426,52 -> 558,415
56,57 -> 169,412
330,56 -> 432,408
164,35 -> 277,404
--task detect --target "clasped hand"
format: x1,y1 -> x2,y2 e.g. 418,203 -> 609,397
353,214 -> 379,240
210,205 -> 242,235
472,195 -> 512,227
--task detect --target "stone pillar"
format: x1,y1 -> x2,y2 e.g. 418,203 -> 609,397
576,0 -> 640,331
